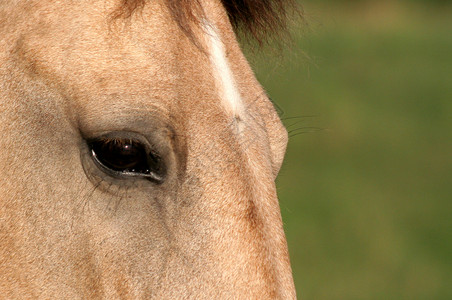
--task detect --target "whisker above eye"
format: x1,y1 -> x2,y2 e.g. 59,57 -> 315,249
288,126 -> 324,138
281,115 -> 318,121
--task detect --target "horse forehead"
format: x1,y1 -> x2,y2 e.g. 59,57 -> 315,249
10,0 -> 241,110
11,1 -> 180,84
6,0 -> 272,151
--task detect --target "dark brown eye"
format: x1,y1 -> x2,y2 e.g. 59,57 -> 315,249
89,137 -> 165,182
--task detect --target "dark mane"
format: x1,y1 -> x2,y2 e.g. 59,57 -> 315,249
114,0 -> 298,43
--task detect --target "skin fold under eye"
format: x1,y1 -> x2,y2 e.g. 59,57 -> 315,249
88,136 -> 166,183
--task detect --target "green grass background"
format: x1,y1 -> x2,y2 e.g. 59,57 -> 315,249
245,1 -> 452,299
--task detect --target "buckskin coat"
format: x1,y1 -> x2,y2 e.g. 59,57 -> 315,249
0,0 -> 297,298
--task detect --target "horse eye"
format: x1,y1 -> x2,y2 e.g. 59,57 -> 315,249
88,137 -> 165,182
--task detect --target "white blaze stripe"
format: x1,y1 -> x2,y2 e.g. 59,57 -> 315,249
205,23 -> 243,117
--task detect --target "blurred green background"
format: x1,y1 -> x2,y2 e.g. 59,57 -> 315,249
245,0 -> 452,299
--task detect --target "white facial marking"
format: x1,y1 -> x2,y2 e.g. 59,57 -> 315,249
205,23 -> 244,119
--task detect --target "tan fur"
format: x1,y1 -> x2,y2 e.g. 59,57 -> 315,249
0,0 -> 295,298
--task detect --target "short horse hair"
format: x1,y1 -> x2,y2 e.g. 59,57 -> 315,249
113,0 -> 298,43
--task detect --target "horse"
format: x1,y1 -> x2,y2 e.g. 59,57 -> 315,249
0,0 -> 296,298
